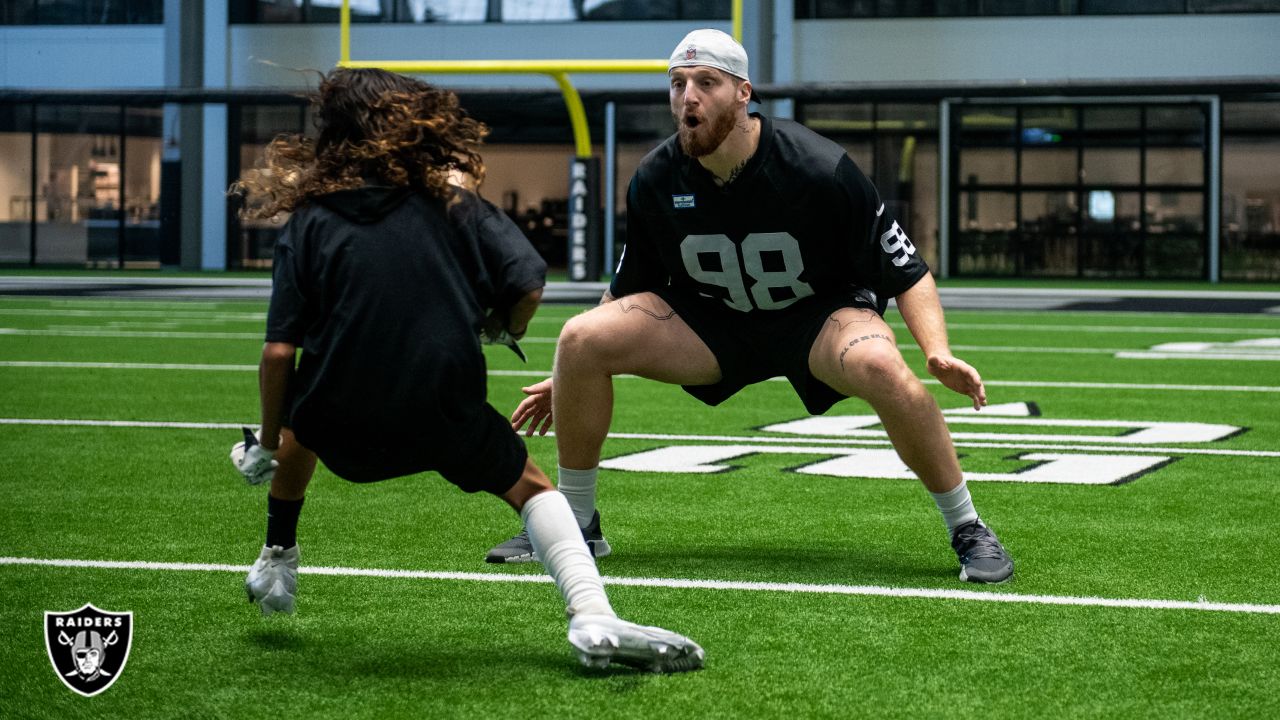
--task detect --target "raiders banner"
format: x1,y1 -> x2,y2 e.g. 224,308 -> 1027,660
44,604 -> 133,697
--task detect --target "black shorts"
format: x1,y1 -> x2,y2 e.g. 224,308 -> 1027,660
288,401 -> 527,495
653,287 -> 880,416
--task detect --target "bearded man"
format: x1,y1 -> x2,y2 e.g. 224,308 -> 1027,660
487,29 -> 1015,585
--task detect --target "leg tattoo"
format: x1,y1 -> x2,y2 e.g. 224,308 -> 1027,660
838,333 -> 893,370
827,309 -> 877,333
620,301 -> 676,321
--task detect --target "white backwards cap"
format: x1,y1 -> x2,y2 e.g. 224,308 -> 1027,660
668,29 -> 750,83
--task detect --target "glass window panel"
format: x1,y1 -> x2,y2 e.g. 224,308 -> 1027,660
801,103 -> 874,134
127,0 -> 163,22
1020,148 -> 1077,184
583,1 -> 671,20
903,139 -> 939,268
1080,192 -> 1141,277
1224,102 -> 1280,132
960,148 -> 1015,185
1084,106 -> 1141,132
841,141 -> 874,177
33,0 -> 88,23
234,104 -> 308,268
415,0 -> 487,21
1222,131 -> 1280,281
501,0 -> 576,21
810,0 -> 876,18
1079,0 -> 1184,13
1022,106 -> 1077,138
959,106 -> 1016,146
1083,191 -> 1140,233
253,0 -> 304,22
876,103 -> 937,131
958,188 -> 1016,275
960,191 -> 1015,232
124,107 -> 163,267
35,105 -> 123,266
1146,192 -> 1204,235
310,0 -> 382,22
0,105 -> 34,262
1188,0 -> 1280,12
2,1 -> 36,24
1145,235 -> 1204,279
1148,105 -> 1205,132
1147,147 -> 1204,185
1082,147 -> 1140,185
982,0 -> 1063,13
1020,191 -> 1078,276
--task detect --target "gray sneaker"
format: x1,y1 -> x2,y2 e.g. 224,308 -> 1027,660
950,520 -> 1014,583
484,510 -> 612,564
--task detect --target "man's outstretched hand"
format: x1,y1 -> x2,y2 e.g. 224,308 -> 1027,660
511,377 -> 554,436
926,355 -> 987,411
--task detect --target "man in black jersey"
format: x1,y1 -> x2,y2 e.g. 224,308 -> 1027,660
490,29 -> 1014,584
228,67 -> 703,673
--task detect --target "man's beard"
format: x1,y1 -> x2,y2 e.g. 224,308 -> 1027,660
676,106 -> 737,158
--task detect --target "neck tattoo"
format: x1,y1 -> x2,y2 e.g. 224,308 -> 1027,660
717,157 -> 750,187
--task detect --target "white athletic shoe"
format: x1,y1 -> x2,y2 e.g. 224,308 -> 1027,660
245,544 -> 298,616
568,614 -> 704,673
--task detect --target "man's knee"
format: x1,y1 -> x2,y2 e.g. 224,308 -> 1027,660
841,343 -> 918,397
557,312 -> 610,362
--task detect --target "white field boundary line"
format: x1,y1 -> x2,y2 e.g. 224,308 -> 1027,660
2,418 -> 1277,458
4,361 -> 1277,395
1115,351 -> 1280,361
1,556 -> 1276,616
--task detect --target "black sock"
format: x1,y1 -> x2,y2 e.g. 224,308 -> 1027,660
266,495 -> 304,549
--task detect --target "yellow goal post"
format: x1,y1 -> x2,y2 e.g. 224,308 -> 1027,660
337,0 -> 743,159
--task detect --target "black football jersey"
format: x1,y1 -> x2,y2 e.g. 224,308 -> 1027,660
266,186 -> 545,433
612,113 -> 928,315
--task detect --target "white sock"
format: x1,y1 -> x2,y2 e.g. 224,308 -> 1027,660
930,481 -> 979,534
522,491 -> 614,618
556,466 -> 598,528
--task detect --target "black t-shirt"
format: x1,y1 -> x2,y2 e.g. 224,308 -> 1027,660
612,113 -> 928,315
265,186 -> 546,436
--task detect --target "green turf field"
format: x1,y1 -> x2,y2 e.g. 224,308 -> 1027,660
1,295 -> 1279,719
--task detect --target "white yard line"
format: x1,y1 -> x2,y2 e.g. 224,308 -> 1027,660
1,417 -> 1276,457
0,361 -> 258,371
0,418 -> 244,429
2,361 -> 1278,393
0,328 -> 262,339
0,556 -> 1275,616
0,309 -> 265,321
1115,351 -> 1280,361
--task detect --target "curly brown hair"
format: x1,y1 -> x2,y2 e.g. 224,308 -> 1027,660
233,67 -> 489,219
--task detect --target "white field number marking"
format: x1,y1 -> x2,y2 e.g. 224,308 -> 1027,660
1117,338 -> 1280,361
600,402 -> 1242,486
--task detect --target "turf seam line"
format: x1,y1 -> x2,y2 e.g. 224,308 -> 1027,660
2,556 -> 1276,615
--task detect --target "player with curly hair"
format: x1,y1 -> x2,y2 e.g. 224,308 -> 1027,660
230,67 -> 703,673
